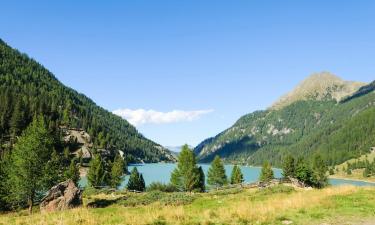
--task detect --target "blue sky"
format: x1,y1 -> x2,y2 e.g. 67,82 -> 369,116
1,0 -> 375,147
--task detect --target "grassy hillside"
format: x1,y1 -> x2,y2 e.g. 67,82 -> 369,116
195,81 -> 375,167
0,38 -> 174,163
330,151 -> 375,183
1,185 -> 374,225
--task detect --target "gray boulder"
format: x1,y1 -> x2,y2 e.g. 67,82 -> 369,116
40,179 -> 82,212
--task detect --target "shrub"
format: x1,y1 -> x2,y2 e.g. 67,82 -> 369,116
147,182 -> 178,192
160,192 -> 196,206
257,185 -> 295,195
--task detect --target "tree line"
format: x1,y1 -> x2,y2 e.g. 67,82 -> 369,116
0,118 -> 328,214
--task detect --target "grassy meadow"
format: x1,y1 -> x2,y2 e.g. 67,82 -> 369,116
1,185 -> 374,225
330,151 -> 375,183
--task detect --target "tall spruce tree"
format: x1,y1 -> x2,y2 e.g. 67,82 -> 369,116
259,161 -> 274,182
43,149 -> 63,188
282,154 -> 296,179
8,116 -> 57,214
311,154 -> 328,188
87,154 -> 106,188
207,156 -> 227,188
195,166 -> 206,192
127,167 -> 145,192
170,145 -> 201,192
64,159 -> 80,185
295,158 -> 313,186
230,165 -> 244,184
109,154 -> 126,188
0,151 -> 10,211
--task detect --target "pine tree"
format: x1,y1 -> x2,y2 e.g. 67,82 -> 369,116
295,158 -> 313,185
329,167 -> 335,175
195,166 -> 206,192
259,161 -> 274,182
170,145 -> 200,192
87,154 -> 106,188
230,165 -> 244,184
282,154 -> 295,179
43,150 -> 63,188
64,159 -> 80,185
8,116 -> 56,214
9,98 -> 26,140
207,156 -> 228,188
109,154 -> 125,188
0,151 -> 10,211
127,167 -> 145,192
311,154 -> 328,188
139,174 -> 145,191
363,165 -> 371,178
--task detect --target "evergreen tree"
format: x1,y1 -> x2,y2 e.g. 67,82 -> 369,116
346,167 -> 352,175
8,116 -> 56,214
295,158 -> 313,186
195,166 -> 206,192
170,145 -> 200,192
9,98 -> 26,140
43,150 -> 63,188
230,165 -> 244,184
109,154 -> 125,188
0,152 -> 10,211
127,167 -> 145,192
87,154 -> 106,188
329,167 -> 335,175
139,174 -> 146,191
311,154 -> 328,188
64,159 -> 80,185
363,167 -> 370,177
207,156 -> 228,188
259,161 -> 274,182
282,154 -> 295,178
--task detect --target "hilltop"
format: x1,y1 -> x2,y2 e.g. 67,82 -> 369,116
271,72 -> 365,110
195,73 -> 375,167
0,38 -> 174,163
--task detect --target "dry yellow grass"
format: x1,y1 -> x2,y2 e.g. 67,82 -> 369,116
0,185 -> 373,225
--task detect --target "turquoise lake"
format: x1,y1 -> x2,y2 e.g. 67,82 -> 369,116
80,163 -> 375,188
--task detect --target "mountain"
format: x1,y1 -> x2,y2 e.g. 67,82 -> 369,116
165,145 -> 194,157
271,72 -> 365,110
0,39 -> 174,163
194,73 -> 375,166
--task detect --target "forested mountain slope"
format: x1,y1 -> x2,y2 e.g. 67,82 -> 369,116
195,74 -> 374,166
0,39 -> 174,163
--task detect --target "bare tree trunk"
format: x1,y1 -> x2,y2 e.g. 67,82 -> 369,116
28,197 -> 33,215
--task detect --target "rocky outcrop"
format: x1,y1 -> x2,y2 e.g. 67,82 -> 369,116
287,177 -> 308,188
40,180 -> 82,212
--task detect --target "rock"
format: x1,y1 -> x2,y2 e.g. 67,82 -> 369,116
282,220 -> 293,224
40,180 -> 82,212
288,177 -> 307,188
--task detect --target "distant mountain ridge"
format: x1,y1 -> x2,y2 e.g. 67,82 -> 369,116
195,73 -> 375,167
0,38 -> 174,163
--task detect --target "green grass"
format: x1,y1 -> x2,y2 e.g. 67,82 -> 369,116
0,185 -> 374,225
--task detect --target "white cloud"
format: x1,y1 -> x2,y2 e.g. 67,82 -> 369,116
112,108 -> 214,126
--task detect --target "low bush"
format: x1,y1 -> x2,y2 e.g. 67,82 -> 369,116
118,191 -> 195,207
257,185 -> 295,195
147,182 -> 178,192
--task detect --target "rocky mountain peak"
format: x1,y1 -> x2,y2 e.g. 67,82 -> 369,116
271,72 -> 365,110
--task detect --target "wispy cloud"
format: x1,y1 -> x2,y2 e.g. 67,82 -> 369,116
112,108 -> 214,126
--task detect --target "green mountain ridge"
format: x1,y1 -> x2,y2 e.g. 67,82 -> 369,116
194,74 -> 375,167
0,39 -> 174,163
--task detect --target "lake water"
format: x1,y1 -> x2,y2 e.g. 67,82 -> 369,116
80,163 -> 375,188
